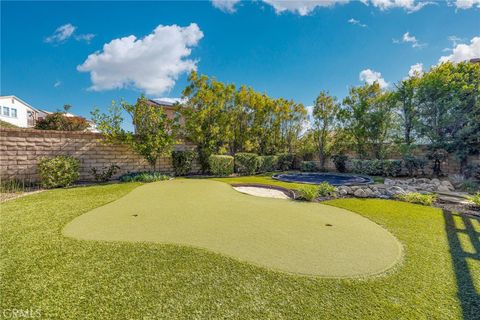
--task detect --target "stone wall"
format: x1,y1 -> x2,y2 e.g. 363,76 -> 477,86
0,128 -> 200,182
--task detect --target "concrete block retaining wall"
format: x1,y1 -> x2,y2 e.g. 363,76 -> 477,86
0,128 -> 200,182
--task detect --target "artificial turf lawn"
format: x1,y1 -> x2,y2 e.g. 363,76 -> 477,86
211,173 -> 385,189
63,179 -> 401,277
1,182 -> 479,319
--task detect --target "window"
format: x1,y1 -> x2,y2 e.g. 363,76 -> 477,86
2,106 -> 9,117
11,108 -> 17,118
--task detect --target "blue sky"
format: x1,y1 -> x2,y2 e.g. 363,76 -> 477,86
1,1 -> 479,121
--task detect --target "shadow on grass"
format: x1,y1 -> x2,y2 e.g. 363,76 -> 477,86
443,210 -> 480,319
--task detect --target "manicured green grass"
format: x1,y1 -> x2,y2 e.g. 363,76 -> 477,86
64,180 -> 401,277
1,182 -> 479,319
211,173 -> 311,190
212,173 -> 385,189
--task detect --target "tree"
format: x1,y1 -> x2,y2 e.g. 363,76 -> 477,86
312,91 -> 339,170
415,61 -> 480,170
394,76 -> 419,147
91,95 -> 177,171
35,105 -> 90,131
179,71 -> 234,172
340,82 -> 396,159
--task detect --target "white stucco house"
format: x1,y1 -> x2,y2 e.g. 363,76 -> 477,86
0,95 -> 40,128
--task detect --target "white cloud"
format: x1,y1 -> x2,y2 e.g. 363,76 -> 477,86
45,23 -> 76,43
212,0 -> 437,15
439,36 -> 480,63
348,18 -> 367,27
45,23 -> 95,44
53,80 -> 62,88
359,69 -> 389,89
407,63 -> 424,77
393,32 -> 426,48
75,33 -> 96,43
454,0 -> 480,9
153,97 -> 188,105
367,0 -> 431,12
211,0 -> 241,13
262,0 -> 348,15
77,24 -> 204,95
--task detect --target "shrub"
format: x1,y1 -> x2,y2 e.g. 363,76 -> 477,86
38,156 -> 80,188
298,185 -> 319,201
317,182 -> 336,197
35,112 -> 90,131
234,153 -> 260,175
300,161 -> 318,172
395,192 -> 437,206
332,154 -> 348,173
351,159 -> 403,177
258,155 -> 278,173
209,155 -> 234,176
119,172 -> 170,183
172,150 -> 196,176
427,149 -> 448,177
468,193 -> 480,207
384,160 -> 403,177
277,153 -> 294,171
403,155 -> 427,177
464,164 -> 480,180
459,180 -> 480,193
91,165 -> 120,182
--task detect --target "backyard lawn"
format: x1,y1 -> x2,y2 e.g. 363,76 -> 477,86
1,180 -> 479,319
211,173 -> 384,189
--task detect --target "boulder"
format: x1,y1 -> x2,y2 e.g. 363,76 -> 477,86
387,186 -> 405,196
338,188 -> 348,196
354,189 -> 367,198
437,185 -> 451,192
364,188 -> 373,197
441,180 -> 455,190
384,178 -> 394,186
431,178 -> 441,186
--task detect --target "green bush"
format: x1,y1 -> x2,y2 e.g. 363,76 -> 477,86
332,154 -> 348,173
464,164 -> 480,180
276,153 -> 294,171
119,172 -> 170,183
300,161 -> 318,172
234,153 -> 260,175
258,155 -> 278,173
38,156 -> 80,188
403,155 -> 427,177
395,192 -> 437,206
459,180 -> 480,193
209,155 -> 234,176
317,182 -> 336,197
468,193 -> 480,207
172,150 -> 196,176
91,165 -> 120,182
352,159 -> 403,177
298,185 -> 319,201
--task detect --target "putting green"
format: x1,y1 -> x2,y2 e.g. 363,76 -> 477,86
63,180 -> 402,277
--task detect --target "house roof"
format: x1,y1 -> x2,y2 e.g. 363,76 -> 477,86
0,95 -> 40,112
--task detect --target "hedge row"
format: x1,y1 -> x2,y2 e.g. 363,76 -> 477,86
351,159 -> 403,177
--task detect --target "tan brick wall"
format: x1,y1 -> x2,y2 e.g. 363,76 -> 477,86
0,128 -> 200,182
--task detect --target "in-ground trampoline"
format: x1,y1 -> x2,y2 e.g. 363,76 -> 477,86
272,172 -> 373,186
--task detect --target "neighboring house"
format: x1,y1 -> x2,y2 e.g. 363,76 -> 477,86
0,95 -> 39,128
147,99 -> 180,119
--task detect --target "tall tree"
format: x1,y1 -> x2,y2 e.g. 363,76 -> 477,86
340,82 -> 396,159
91,95 -> 177,170
312,91 -> 339,170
